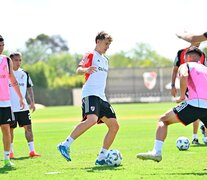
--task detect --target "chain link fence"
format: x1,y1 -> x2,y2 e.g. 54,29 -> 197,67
34,67 -> 175,106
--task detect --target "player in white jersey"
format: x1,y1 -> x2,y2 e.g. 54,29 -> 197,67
57,31 -> 119,165
9,52 -> 40,158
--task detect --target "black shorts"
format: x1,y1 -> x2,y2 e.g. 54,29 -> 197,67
82,96 -> 116,124
0,107 -> 14,125
173,101 -> 207,127
10,110 -> 31,128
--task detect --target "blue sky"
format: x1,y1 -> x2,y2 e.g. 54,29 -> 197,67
2,0 -> 207,59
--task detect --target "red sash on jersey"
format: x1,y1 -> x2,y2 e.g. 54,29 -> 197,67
84,53 -> 93,82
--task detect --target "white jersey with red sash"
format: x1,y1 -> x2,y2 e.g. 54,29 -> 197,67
78,50 -> 108,101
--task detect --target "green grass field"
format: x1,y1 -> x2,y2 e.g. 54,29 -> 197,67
1,102 -> 207,180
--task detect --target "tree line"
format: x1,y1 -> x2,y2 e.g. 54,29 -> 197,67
5,33 -> 207,89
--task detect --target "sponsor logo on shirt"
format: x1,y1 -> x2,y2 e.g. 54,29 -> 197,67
9,82 -> 25,87
98,66 -> 108,72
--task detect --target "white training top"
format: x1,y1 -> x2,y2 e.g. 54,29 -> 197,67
79,50 -> 108,101
9,68 -> 33,112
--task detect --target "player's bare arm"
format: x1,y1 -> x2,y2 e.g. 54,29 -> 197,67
27,87 -> 36,112
176,64 -> 188,103
76,66 -> 97,74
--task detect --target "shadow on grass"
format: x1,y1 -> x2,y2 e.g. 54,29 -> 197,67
10,156 -> 31,161
0,166 -> 16,174
141,171 -> 207,177
167,172 -> 207,176
83,165 -> 124,172
190,144 -> 207,148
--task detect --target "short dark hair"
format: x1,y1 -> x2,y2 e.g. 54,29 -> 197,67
186,46 -> 202,57
95,31 -> 113,43
9,52 -> 22,59
0,35 -> 4,42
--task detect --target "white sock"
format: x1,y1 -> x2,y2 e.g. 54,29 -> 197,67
152,140 -> 163,155
98,148 -> 108,160
4,151 -> 10,160
193,134 -> 198,139
28,141 -> 35,152
10,143 -> 13,153
62,136 -> 74,148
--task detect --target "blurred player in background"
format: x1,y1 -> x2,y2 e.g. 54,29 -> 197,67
9,52 -> 40,158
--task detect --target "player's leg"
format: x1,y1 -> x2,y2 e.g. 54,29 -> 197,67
137,109 -> 180,162
57,96 -> 99,161
9,128 -> 15,158
9,115 -> 17,159
1,124 -> 15,167
0,107 -> 15,167
57,114 -> 97,161
137,103 -> 203,162
70,114 -> 98,139
23,124 -> 40,157
95,116 -> 119,165
100,117 -> 119,149
199,120 -> 207,144
95,101 -> 118,165
192,120 -> 199,144
203,126 -> 207,144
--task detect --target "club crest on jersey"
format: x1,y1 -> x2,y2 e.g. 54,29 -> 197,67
143,72 -> 157,90
90,106 -> 95,111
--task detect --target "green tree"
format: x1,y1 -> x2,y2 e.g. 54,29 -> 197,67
22,34 -> 69,64
109,51 -> 133,68
24,61 -> 55,88
129,42 -> 172,67
47,52 -> 77,76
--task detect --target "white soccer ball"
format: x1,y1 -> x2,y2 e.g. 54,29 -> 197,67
176,136 -> 190,150
106,149 -> 123,166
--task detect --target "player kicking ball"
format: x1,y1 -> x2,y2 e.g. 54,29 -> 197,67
137,46 -> 207,162
57,31 -> 119,165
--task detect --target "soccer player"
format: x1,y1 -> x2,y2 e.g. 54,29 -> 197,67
9,52 -> 40,158
171,45 -> 207,144
137,46 -> 207,162
0,35 -> 24,167
57,31 -> 119,165
176,31 -> 207,44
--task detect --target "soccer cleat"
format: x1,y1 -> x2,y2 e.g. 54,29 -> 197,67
4,160 -> 15,168
192,138 -> 199,145
9,152 -> 14,159
29,151 -> 41,157
137,151 -> 162,162
95,159 -> 107,165
57,143 -> 71,161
